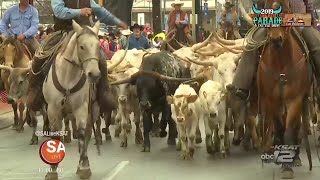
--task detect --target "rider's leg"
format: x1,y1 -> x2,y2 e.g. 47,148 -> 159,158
96,50 -> 117,112
301,27 -> 320,79
231,28 -> 268,99
25,38 -> 40,55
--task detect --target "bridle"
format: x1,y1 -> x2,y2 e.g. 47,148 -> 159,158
64,32 -> 100,70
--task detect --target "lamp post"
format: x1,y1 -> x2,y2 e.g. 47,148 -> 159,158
192,0 -> 196,40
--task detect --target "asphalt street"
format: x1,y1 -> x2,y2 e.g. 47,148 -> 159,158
0,112 -> 320,180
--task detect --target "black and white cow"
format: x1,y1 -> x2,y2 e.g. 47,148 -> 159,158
110,51 -> 199,152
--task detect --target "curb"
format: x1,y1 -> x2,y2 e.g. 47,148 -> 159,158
0,110 -> 13,130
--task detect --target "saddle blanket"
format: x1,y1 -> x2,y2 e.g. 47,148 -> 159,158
0,90 -> 8,103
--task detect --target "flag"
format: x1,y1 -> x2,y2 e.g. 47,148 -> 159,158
0,90 -> 8,103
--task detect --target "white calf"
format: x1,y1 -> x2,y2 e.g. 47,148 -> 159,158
167,84 -> 201,159
199,80 -> 230,157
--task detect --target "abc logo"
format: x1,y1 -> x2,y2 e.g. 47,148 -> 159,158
39,139 -> 65,165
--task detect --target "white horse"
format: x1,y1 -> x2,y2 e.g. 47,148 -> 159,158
43,20 -> 101,180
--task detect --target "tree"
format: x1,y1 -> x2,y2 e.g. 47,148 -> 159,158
152,0 -> 162,34
105,0 -> 133,26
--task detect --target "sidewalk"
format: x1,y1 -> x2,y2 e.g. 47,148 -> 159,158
0,102 -> 13,130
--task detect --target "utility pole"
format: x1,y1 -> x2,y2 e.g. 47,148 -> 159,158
152,0 -> 162,34
192,0 -> 196,40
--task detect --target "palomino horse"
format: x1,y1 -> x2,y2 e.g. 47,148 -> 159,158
43,20 -> 101,180
256,0 -> 312,178
0,36 -> 32,131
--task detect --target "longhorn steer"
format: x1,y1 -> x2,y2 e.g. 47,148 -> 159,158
199,80 -> 230,157
110,51 -> 202,152
167,84 -> 201,159
109,68 -> 143,147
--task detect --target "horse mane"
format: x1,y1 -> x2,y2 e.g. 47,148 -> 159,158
2,36 -> 25,61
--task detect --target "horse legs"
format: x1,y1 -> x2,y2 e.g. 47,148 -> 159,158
74,106 -> 92,179
12,102 -> 19,130
45,105 -> 63,180
282,98 -> 304,179
134,110 -> 143,145
29,110 -> 38,145
63,118 -> 71,144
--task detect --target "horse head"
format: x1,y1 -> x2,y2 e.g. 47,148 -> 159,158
267,0 -> 290,48
72,20 -> 101,83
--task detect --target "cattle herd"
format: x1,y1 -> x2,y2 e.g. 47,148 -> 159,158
1,24 -> 320,180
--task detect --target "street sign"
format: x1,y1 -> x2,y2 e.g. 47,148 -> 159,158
204,2 -> 208,16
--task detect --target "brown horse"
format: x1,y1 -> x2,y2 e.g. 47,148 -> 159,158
161,27 -> 195,52
0,36 -> 31,131
257,0 -> 312,178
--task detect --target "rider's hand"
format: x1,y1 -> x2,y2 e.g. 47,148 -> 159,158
175,20 -> 180,25
17,34 -> 25,41
80,8 -> 92,17
118,22 -> 128,30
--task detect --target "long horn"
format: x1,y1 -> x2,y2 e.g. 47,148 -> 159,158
167,43 -> 177,52
195,49 -> 221,56
215,41 -> 243,54
212,26 -> 236,46
192,32 -> 214,52
139,71 -> 195,82
107,40 -> 129,71
0,65 -> 13,72
174,38 -> 187,48
186,57 -> 215,67
165,29 -> 176,43
240,2 -> 254,26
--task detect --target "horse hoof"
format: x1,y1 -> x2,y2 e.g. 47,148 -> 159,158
196,137 -> 202,144
167,139 -> 176,145
159,130 -> 167,138
141,145 -> 150,152
45,172 -> 58,180
29,137 -> 38,145
76,168 -> 92,180
281,168 -> 294,179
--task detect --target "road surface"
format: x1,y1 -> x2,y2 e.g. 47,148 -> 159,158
0,112 -> 319,180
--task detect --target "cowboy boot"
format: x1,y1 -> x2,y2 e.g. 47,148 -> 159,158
301,27 -> 320,80
229,28 -> 268,100
96,53 -> 117,112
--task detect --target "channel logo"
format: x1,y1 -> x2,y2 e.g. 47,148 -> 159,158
39,139 -> 66,165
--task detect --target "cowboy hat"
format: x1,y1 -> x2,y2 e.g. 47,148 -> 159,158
171,0 -> 184,8
130,23 -> 143,31
224,2 -> 234,8
98,30 -> 105,36
121,29 -> 133,36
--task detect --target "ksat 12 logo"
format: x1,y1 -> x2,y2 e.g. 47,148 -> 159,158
39,139 -> 66,165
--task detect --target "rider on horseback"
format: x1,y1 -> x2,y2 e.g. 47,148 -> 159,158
229,0 -> 320,106
27,0 -> 127,112
167,0 -> 193,45
218,1 -> 242,39
0,0 -> 40,55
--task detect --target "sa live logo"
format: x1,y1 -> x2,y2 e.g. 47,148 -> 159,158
39,139 -> 66,165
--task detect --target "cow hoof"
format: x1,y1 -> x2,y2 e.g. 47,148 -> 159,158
73,131 -> 79,139
114,129 -> 121,138
105,135 -> 112,141
29,136 -> 38,145
141,146 -> 150,152
181,151 -> 191,160
317,123 -> 320,131
135,136 -> 143,145
281,168 -> 294,179
242,141 -> 250,151
159,130 -> 167,138
196,137 -> 202,144
232,138 -> 241,146
167,139 -> 176,145
45,172 -> 58,180
94,139 -> 102,145
318,136 -> 320,145
293,156 -> 302,166
16,127 -> 24,133
219,151 -> 227,159
76,168 -> 92,180
120,139 -> 128,148
188,148 -> 195,158
151,131 -> 160,137
12,124 -> 18,130
312,113 -> 317,124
